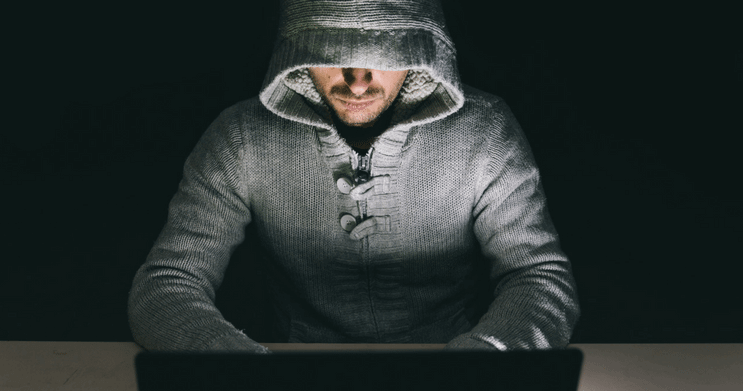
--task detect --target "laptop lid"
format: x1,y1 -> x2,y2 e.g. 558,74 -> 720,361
136,348 -> 583,391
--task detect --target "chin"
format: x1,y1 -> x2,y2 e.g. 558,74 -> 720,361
338,112 -> 380,127
341,116 -> 378,127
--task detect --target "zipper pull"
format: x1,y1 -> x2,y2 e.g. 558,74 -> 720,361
354,148 -> 373,185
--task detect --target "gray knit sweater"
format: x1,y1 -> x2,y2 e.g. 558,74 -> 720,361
128,0 -> 579,353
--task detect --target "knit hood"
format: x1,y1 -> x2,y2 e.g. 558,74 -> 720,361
258,0 -> 464,129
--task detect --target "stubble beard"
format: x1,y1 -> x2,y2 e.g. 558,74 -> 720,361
312,76 -> 406,128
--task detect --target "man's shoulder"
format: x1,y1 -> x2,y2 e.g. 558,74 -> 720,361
433,84 -> 522,146
213,96 -> 302,135
441,84 -> 513,130
218,96 -> 271,124
460,84 -> 506,112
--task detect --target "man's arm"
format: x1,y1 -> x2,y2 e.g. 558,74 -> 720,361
446,99 -> 580,351
128,108 -> 269,353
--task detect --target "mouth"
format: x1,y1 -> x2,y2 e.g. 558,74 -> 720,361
340,99 -> 376,112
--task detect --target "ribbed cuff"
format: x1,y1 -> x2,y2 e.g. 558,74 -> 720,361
444,334 -> 508,351
205,332 -> 272,354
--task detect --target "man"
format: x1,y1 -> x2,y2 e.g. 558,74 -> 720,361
128,0 -> 580,353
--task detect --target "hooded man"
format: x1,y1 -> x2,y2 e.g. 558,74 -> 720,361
128,0 -> 580,353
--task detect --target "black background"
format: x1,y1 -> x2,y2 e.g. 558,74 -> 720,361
3,1 -> 741,343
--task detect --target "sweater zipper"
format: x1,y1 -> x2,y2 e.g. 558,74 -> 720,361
354,148 -> 380,338
354,148 -> 373,219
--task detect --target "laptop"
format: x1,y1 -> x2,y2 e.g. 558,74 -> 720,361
136,348 -> 583,391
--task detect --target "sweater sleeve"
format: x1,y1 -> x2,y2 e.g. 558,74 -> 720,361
127,108 -> 270,353
445,99 -> 580,351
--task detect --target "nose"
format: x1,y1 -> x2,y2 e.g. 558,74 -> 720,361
342,68 -> 373,97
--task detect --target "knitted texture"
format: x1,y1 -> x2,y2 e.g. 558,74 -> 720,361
260,0 -> 463,128
278,0 -> 453,45
283,68 -> 324,105
128,0 -> 580,352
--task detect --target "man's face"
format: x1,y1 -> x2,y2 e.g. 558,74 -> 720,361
308,67 -> 409,127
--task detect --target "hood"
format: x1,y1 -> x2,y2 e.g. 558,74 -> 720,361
259,0 -> 464,129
